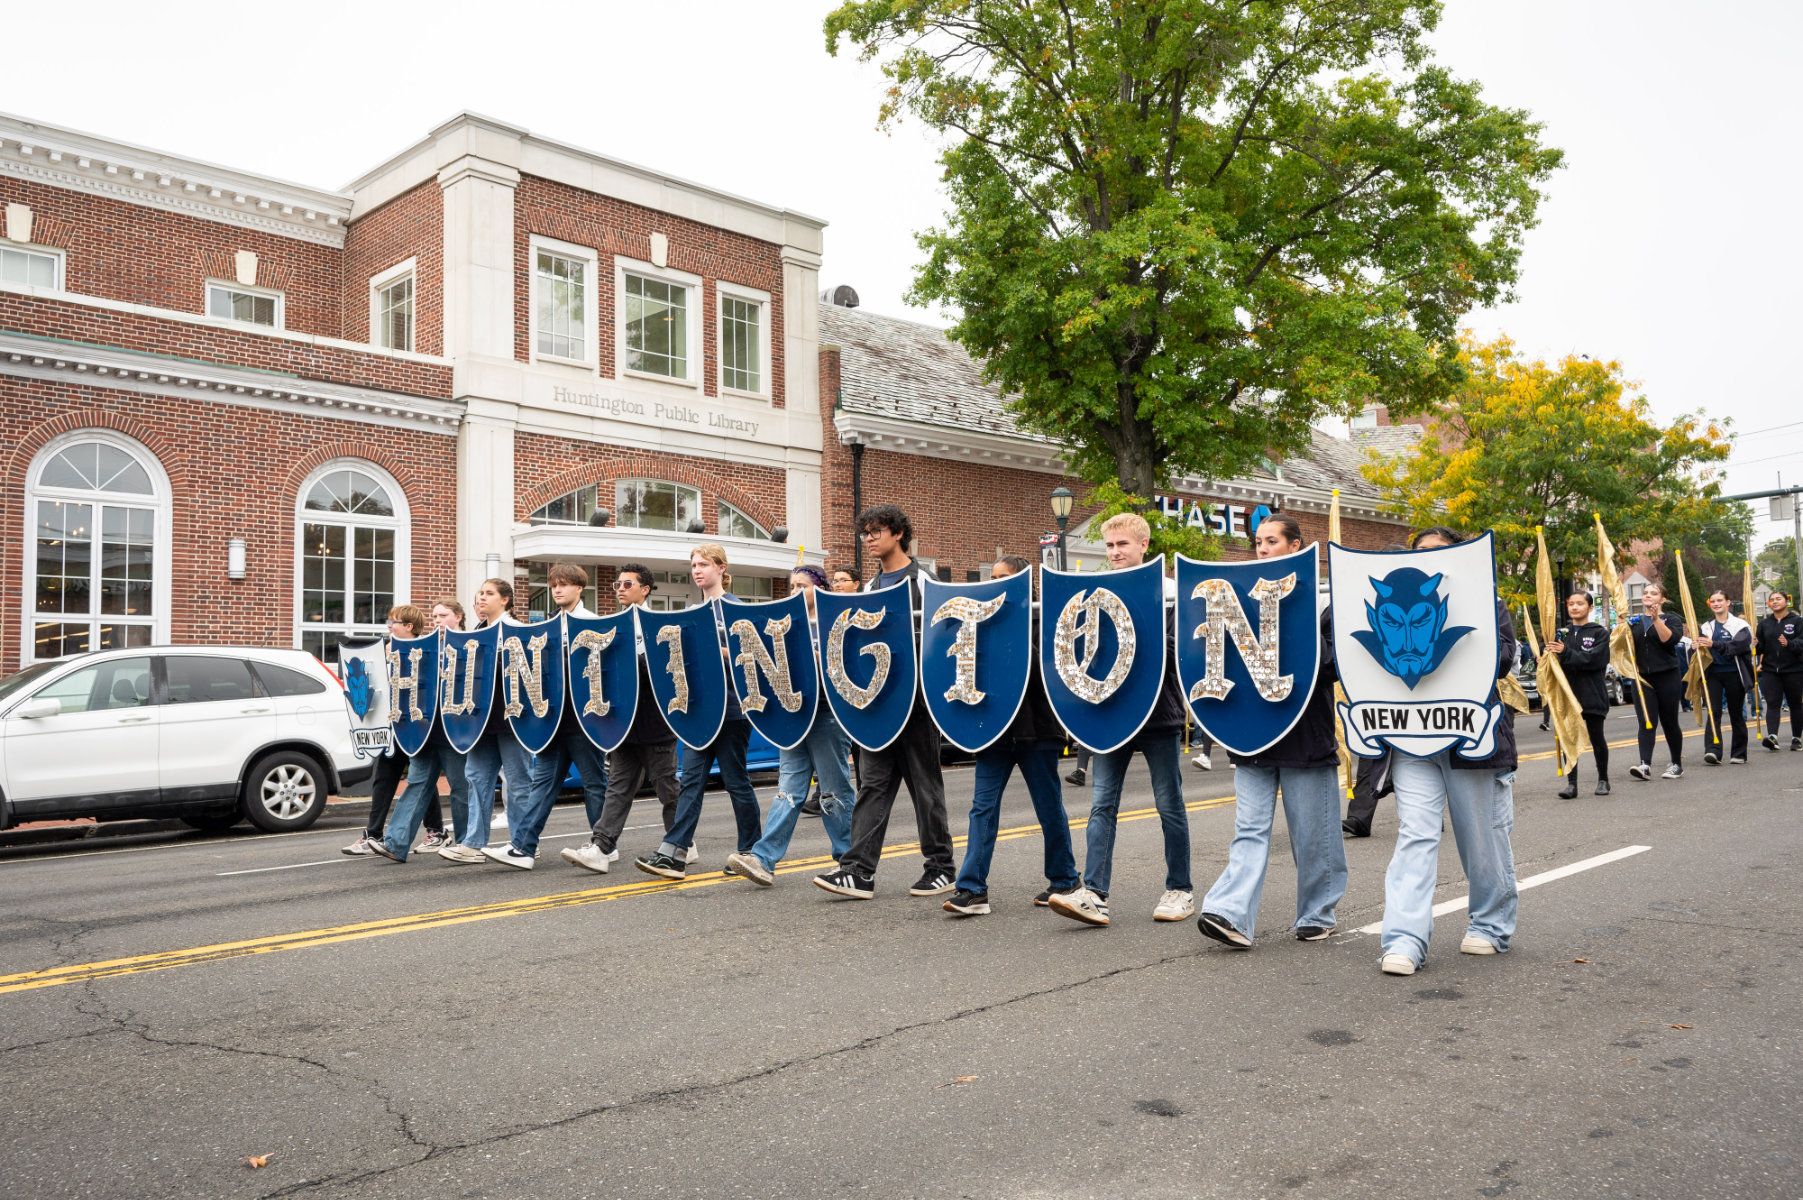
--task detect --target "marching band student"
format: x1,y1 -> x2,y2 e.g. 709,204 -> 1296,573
814,504 -> 958,900
562,563 -> 682,873
1547,590 -> 1612,797
482,564 -> 607,870
634,545 -> 763,880
342,604 -> 432,856
1048,512 -> 1194,928
1625,583 -> 1687,781
1756,590 -> 1803,750
431,599 -> 466,632
369,600 -> 475,864
1699,589 -> 1754,765
829,567 -> 861,594
940,556 -> 1080,916
1377,526 -> 1518,976
1196,515 -> 1347,948
441,578 -> 533,864
726,564 -> 858,885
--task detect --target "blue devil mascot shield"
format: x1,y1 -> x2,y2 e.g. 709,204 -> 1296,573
438,624 -> 501,754
1039,559 -> 1167,754
338,637 -> 394,759
637,603 -> 732,751
723,591 -> 819,751
567,611 -> 641,753
386,629 -> 441,757
499,616 -> 567,755
814,579 -> 919,752
920,570 -> 1032,754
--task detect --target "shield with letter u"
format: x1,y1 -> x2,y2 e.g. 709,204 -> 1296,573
439,624 -> 501,754
567,611 -> 640,753
637,603 -> 730,751
500,616 -> 566,755
1175,546 -> 1321,757
1039,559 -> 1166,754
723,591 -> 819,751
814,580 -> 918,752
386,629 -> 441,757
920,570 -> 1032,754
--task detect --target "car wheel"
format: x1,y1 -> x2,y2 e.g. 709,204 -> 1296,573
241,751 -> 328,832
181,808 -> 241,833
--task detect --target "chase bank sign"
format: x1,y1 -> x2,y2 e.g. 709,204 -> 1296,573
1154,495 -> 1272,539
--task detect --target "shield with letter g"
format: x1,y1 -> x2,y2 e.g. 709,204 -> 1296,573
1039,558 -> 1166,754
1330,531 -> 1505,760
636,603 -> 730,751
439,624 -> 501,754
1175,545 -> 1321,757
567,611 -> 640,753
386,629 -> 441,757
723,591 -> 819,751
500,616 -> 567,755
814,580 -> 918,752
920,570 -> 1031,754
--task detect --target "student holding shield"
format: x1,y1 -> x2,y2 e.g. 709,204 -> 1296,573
369,602 -> 474,864
342,604 -> 431,856
443,577 -> 533,863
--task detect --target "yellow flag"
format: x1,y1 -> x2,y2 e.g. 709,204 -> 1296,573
1596,513 -> 1649,727
1534,529 -> 1592,776
1327,489 -> 1354,797
1745,560 -> 1761,720
1329,488 -> 1342,545
1673,549 -> 1717,739
1535,526 -> 1558,645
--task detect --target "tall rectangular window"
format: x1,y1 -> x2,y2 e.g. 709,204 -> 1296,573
207,283 -> 281,328
624,273 -> 687,379
0,246 -> 59,288
376,275 -> 413,351
535,250 -> 586,361
720,295 -> 761,392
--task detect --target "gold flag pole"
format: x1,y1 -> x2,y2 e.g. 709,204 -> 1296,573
1745,559 -> 1762,721
1674,549 -> 1718,742
1596,513 -> 1650,729
1534,526 -> 1591,777
1328,490 -> 1354,800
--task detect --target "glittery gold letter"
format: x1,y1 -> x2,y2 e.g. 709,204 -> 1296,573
826,607 -> 890,710
1189,573 -> 1296,703
1053,588 -> 1137,704
656,624 -> 690,715
386,646 -> 425,722
932,593 -> 1006,705
439,641 -> 480,717
571,628 -> 616,717
500,634 -> 552,718
730,615 -> 804,714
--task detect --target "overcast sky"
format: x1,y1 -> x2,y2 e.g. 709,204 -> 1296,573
8,1 -> 1797,545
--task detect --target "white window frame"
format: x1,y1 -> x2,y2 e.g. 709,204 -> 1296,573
0,243 -> 65,292
614,478 -> 703,533
613,255 -> 701,389
368,257 -> 417,351
21,430 -> 173,664
717,500 -> 770,541
291,458 -> 412,659
715,281 -> 771,400
529,235 -> 600,370
205,278 -> 285,330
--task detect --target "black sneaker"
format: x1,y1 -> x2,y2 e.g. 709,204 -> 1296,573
909,871 -> 954,897
1703,751 -> 1720,765
942,889 -> 990,916
1295,925 -> 1334,942
1763,734 -> 1780,751
1341,820 -> 1371,838
1034,883 -> 1081,907
814,868 -> 875,899
1557,780 -> 1579,799
1595,777 -> 1611,796
800,790 -> 822,817
1197,912 -> 1251,949
634,853 -> 687,880
1792,737 -> 1802,752
1627,762 -> 1651,781
1064,768 -> 1087,786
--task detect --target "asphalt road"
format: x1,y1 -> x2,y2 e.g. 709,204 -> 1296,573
1,707 -> 1799,1199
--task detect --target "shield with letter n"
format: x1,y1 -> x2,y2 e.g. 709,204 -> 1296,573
1175,546 -> 1321,756
438,624 -> 501,754
637,603 -> 730,751
920,570 -> 1032,754
386,629 -> 441,757
567,610 -> 640,753
337,637 -> 394,759
1330,531 -> 1505,760
499,616 -> 567,755
814,579 -> 918,752
723,591 -> 819,750
1039,558 -> 1166,754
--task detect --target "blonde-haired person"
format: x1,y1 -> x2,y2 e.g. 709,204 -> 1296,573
343,605 -> 439,855
1625,582 -> 1687,781
635,544 -> 763,879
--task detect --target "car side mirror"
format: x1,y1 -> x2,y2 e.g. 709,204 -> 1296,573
15,697 -> 61,719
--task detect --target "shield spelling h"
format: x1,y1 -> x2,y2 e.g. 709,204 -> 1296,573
386,629 -> 441,757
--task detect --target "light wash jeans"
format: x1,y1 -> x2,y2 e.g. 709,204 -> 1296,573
511,724 -> 607,858
1201,764 -> 1347,938
955,739 -> 1078,897
382,737 -> 469,861
460,725 -> 533,850
1084,732 -> 1191,896
749,708 -> 855,872
1381,752 -> 1518,966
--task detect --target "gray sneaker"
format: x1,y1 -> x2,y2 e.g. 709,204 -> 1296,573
341,836 -> 376,856
726,851 -> 774,886
1661,763 -> 1684,780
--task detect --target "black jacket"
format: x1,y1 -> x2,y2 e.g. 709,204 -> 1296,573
1006,620 -> 1067,744
1699,618 -> 1755,691
623,651 -> 676,745
1756,612 -> 1803,675
1141,611 -> 1189,737
1553,620 -> 1610,718
1229,608 -> 1340,770
1452,598 -> 1518,774
1628,611 -> 1685,676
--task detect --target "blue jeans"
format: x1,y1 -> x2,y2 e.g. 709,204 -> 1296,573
955,739 -> 1079,897
1382,753 -> 1518,965
659,719 -> 761,857
461,725 -> 533,850
383,738 -> 470,861
749,708 -> 854,872
1083,732 -> 1191,895
1201,764 -> 1347,938
511,724 -> 607,858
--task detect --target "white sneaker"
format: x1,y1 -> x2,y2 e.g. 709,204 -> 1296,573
726,851 -> 774,886
608,848 -> 621,862
490,814 -> 509,830
482,844 -> 534,870
1380,953 -> 1417,976
341,836 -> 375,856
560,842 -> 611,873
1048,887 -> 1110,926
1153,889 -> 1195,922
437,844 -> 485,864
1627,762 -> 1651,781
1460,934 -> 1498,955
1191,750 -> 1213,771
684,845 -> 700,864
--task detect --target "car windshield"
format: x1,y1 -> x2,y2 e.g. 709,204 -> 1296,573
0,662 -> 62,706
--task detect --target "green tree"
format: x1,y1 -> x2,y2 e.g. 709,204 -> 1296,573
1756,535 -> 1800,603
1083,480 -> 1222,568
1362,335 -> 1734,606
825,0 -> 1561,496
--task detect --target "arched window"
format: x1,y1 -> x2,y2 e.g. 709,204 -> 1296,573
295,461 -> 410,665
26,433 -> 172,661
718,501 -> 770,541
528,484 -> 599,526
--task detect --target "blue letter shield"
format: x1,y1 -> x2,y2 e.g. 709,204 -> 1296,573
814,580 -> 919,752
567,611 -> 640,753
636,603 -> 731,751
920,570 -> 1031,754
386,629 -> 441,758
500,616 -> 567,755
723,591 -> 819,751
1039,559 -> 1166,754
438,623 -> 501,754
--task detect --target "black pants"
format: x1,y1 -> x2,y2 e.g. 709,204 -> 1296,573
1631,671 -> 1685,767
589,740 -> 680,854
363,748 -> 439,838
841,702 -> 954,879
1343,754 -> 1383,835
1704,674 -> 1749,761
1564,713 -> 1610,785
1760,673 -> 1803,739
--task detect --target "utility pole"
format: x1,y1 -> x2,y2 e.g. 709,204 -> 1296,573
1722,480 -> 1803,602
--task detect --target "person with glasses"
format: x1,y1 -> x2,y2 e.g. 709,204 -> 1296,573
342,605 -> 435,856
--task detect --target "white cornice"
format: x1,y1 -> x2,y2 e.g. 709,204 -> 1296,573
510,526 -> 823,577
0,330 -> 464,436
0,112 -> 352,246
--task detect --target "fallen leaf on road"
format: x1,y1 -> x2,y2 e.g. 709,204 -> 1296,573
1669,1024 -> 1692,1030
1618,1057 -> 1636,1062
933,1075 -> 980,1089
1573,958 -> 1589,963
244,1156 -> 270,1169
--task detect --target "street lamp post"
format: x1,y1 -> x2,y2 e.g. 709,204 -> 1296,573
1050,487 -> 1074,571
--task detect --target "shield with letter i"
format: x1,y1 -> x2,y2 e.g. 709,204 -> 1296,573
723,591 -> 819,751
636,603 -> 730,751
337,637 -> 394,759
438,624 -> 501,753
920,569 -> 1031,754
813,579 -> 919,752
386,629 -> 442,757
1039,558 -> 1166,754
1175,546 -> 1321,757
1330,531 -> 1506,760
567,610 -> 640,753
499,616 -> 567,755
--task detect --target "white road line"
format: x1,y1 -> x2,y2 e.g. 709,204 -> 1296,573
217,859 -> 347,877
1353,844 -> 1652,935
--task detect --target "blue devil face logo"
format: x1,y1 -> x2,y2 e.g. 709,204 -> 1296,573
345,657 -> 372,718
1351,568 -> 1475,690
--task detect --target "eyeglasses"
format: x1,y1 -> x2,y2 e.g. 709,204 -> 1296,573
614,579 -> 643,589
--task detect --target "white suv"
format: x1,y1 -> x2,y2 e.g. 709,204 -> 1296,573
0,646 -> 370,834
